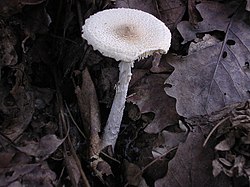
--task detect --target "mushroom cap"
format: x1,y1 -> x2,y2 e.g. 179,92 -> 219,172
82,8 -> 171,62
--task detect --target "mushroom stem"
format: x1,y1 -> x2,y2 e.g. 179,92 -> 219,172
101,61 -> 134,150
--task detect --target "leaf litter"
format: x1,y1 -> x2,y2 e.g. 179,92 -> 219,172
0,0 -> 250,186
165,1 -> 250,118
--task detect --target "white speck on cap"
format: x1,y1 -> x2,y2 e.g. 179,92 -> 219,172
82,8 -> 171,62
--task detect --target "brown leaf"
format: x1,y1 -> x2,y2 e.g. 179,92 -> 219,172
124,160 -> 145,186
16,135 -> 64,160
0,22 -> 17,67
155,128 -> 232,187
21,162 -> 56,187
22,4 -> 51,36
177,2 -> 237,43
115,0 -> 185,30
0,0 -> 45,17
0,162 -> 56,187
115,0 -> 158,16
75,68 -> 101,156
0,163 -> 40,186
165,7 -> 250,118
1,66 -> 35,142
215,133 -> 235,151
157,0 -> 185,30
152,130 -> 186,158
128,74 -> 179,133
0,152 -> 15,168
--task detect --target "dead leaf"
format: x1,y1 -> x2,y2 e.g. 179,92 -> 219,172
1,66 -> 35,142
22,4 -> 51,35
0,0 -> 45,17
124,160 -> 146,186
214,132 -> 235,151
246,0 -> 250,11
165,8 -> 250,118
0,163 -> 40,186
21,162 -> 56,187
155,0 -> 185,30
177,2 -> 237,43
0,152 -> 15,168
16,134 -> 64,160
0,162 -> 56,187
115,0 -> 185,30
128,74 -> 179,133
207,100 -> 250,179
75,68 -> 101,156
152,130 -> 186,158
115,0 -> 158,16
0,21 -> 17,67
154,128 -> 232,187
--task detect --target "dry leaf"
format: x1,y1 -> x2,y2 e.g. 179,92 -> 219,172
115,0 -> 185,30
152,130 -> 186,158
128,74 -> 179,133
177,2 -> 237,43
165,7 -> 250,118
17,135 -> 64,160
0,162 -> 56,187
155,128 -> 231,187
0,0 -> 45,17
124,160 -> 146,186
0,22 -> 17,67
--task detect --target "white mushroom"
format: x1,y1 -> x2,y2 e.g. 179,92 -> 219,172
82,8 -> 171,150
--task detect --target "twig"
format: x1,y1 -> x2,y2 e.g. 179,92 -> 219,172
64,101 -> 86,139
203,116 -> 230,147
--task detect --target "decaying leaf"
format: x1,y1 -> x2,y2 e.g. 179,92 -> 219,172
155,128 -> 231,187
0,162 -> 56,187
1,65 -> 35,142
124,160 -> 147,187
177,2 -> 237,43
115,0 -> 185,30
0,21 -> 17,68
165,3 -> 250,118
0,0 -> 45,17
152,130 -> 186,158
16,134 -> 64,160
207,100 -> 250,179
128,74 -> 179,133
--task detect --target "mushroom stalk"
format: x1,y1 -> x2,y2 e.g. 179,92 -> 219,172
101,61 -> 134,150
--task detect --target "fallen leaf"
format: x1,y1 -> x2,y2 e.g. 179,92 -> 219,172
0,0 -> 45,17
214,132 -> 235,151
0,22 -> 17,67
21,162 -> 56,187
246,0 -> 250,11
152,130 -> 186,158
0,162 -> 56,187
115,0 -> 158,16
1,65 -> 35,142
115,0 -> 185,30
154,128 -> 232,187
22,4 -> 51,35
177,2 -> 237,43
128,74 -> 179,133
0,152 -> 15,168
124,160 -> 146,187
165,6 -> 250,118
0,163 -> 40,186
17,134 -> 64,160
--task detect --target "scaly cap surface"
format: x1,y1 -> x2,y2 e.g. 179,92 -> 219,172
82,8 -> 171,62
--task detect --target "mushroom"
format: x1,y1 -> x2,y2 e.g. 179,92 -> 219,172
82,8 -> 171,150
